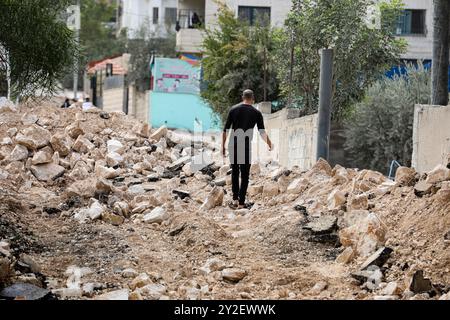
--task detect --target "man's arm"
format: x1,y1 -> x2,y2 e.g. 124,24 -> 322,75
222,110 -> 233,157
256,112 -> 272,151
260,130 -> 272,151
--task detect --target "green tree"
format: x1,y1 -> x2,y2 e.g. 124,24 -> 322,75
275,0 -> 406,119
0,0 -> 77,99
127,24 -> 177,92
344,63 -> 431,173
79,0 -> 125,63
201,3 -> 280,123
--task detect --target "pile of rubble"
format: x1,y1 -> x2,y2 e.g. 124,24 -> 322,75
0,101 -> 449,300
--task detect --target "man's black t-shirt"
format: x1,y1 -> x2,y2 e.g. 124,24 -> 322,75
223,103 -> 266,164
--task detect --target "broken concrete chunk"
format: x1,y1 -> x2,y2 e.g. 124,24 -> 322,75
414,180 -> 433,197
31,146 -> 53,165
395,167 -> 416,186
167,155 -> 191,172
65,121 -> 84,139
95,289 -> 129,300
360,247 -> 393,270
95,165 -> 119,179
102,212 -> 125,226
107,139 -> 125,155
222,268 -> 247,283
347,194 -> 368,211
30,163 -> 65,182
287,178 -> 309,194
0,283 -> 52,300
7,144 -> 29,161
303,216 -> 338,235
106,152 -> 124,167
15,124 -> 51,150
150,125 -> 168,141
143,207 -> 168,224
327,189 -> 346,210
72,136 -> 94,154
201,186 -> 224,210
425,164 -> 450,184
263,183 -> 279,197
409,270 -> 432,294
335,247 -> 355,264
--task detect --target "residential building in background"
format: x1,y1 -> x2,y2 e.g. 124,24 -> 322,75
176,0 -> 293,54
118,0 -> 178,38
394,0 -> 433,61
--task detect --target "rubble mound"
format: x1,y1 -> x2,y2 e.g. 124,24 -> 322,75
0,101 -> 449,300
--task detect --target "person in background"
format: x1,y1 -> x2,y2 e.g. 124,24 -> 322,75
82,97 -> 93,111
191,12 -> 201,28
61,98 -> 70,108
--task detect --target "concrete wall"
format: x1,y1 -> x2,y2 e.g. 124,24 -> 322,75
102,88 -> 124,113
150,91 -> 220,131
412,104 -> 450,172
253,107 -> 318,170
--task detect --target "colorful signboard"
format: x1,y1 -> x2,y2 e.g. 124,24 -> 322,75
152,58 -> 201,95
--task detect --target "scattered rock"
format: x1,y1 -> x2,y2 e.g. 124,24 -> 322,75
172,189 -> 190,200
287,178 -> 309,194
102,212 -> 125,226
31,146 -> 53,165
30,163 -> 65,182
143,207 -> 168,224
425,164 -> 450,184
335,247 -> 355,264
7,145 -> 29,161
122,268 -> 139,278
201,186 -> 224,210
409,270 -> 432,294
360,247 -> 393,270
262,183 -> 279,197
414,180 -> 433,197
15,124 -> 51,150
95,289 -> 129,300
222,268 -> 247,283
72,136 -> 94,154
395,167 -> 416,186
0,283 -> 53,300
150,126 -> 168,141
107,139 -> 125,154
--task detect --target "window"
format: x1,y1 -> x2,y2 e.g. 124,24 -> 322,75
153,7 -> 159,24
238,6 -> 271,26
396,10 -> 426,35
165,7 -> 177,25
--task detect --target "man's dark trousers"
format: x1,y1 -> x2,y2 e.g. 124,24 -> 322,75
231,163 -> 251,206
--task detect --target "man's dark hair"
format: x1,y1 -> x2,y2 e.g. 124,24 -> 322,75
242,89 -> 254,101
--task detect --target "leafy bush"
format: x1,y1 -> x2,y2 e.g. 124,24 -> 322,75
344,63 -> 431,173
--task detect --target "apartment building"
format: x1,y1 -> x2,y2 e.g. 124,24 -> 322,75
176,0 -> 293,53
118,0 -> 178,38
394,0 -> 433,61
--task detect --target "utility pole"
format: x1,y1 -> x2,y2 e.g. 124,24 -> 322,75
316,49 -> 334,161
67,2 -> 81,100
431,0 -> 449,106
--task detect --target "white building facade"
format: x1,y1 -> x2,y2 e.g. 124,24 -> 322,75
176,0 -> 293,53
392,0 -> 433,61
118,0 -> 178,38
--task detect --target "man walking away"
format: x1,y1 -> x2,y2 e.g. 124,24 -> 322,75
222,89 -> 272,209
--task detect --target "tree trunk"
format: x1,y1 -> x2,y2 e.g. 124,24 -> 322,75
432,0 -> 450,106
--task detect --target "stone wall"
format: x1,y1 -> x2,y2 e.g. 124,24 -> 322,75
412,104 -> 450,172
252,107 -> 318,170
